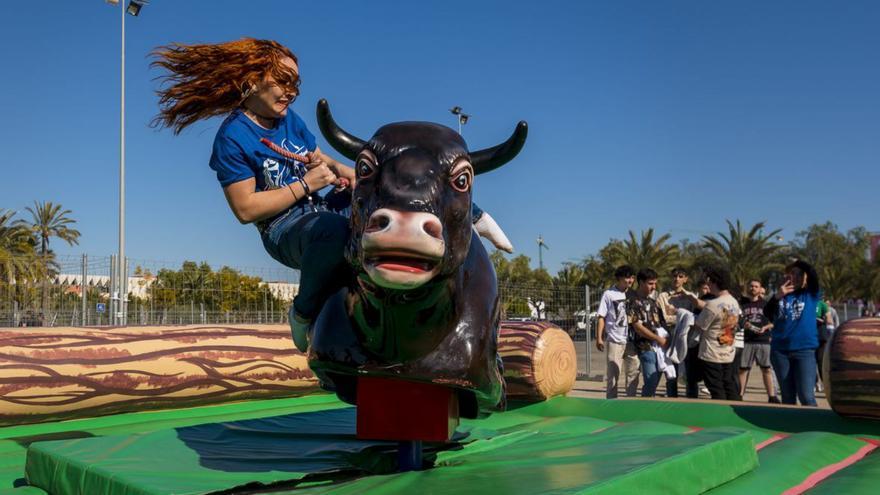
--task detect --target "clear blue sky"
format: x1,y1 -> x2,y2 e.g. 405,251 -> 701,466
1,0 -> 878,276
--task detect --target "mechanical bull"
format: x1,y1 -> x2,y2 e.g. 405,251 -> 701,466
308,100 -> 527,418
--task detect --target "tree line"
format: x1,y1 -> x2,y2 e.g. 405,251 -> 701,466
133,261 -> 288,314
1,203 -> 286,317
4,204 -> 878,319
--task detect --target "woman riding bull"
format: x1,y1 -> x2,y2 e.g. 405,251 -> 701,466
151,38 -> 511,351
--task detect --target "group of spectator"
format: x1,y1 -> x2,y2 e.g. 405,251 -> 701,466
596,260 -> 832,407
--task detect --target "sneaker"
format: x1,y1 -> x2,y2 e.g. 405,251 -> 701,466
473,212 -> 514,253
699,385 -> 710,396
288,306 -> 311,353
768,396 -> 781,404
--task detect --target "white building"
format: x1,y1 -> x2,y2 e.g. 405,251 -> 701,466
263,281 -> 299,302
54,273 -> 154,299
53,274 -> 298,302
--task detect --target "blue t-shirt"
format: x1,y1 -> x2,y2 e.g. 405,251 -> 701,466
770,290 -> 820,352
209,108 -> 317,191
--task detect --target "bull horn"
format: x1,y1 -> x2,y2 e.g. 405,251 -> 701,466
470,121 -> 528,175
316,99 -> 366,161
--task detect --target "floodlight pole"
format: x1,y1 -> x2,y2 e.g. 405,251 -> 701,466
537,236 -> 548,272
117,1 -> 126,326
450,106 -> 470,135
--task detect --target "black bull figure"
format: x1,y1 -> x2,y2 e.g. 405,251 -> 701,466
309,99 -> 527,418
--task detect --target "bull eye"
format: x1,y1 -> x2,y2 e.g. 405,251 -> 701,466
356,158 -> 376,179
451,169 -> 472,192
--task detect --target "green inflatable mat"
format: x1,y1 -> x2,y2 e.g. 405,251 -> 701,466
805,444 -> 880,494
705,432 -> 873,494
0,488 -> 46,495
0,486 -> 49,495
0,394 -> 346,489
4,396 -> 880,494
24,414 -> 757,495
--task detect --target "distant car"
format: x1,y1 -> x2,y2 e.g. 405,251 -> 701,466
571,312 -> 598,341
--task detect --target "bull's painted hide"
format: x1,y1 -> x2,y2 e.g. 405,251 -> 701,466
308,100 -> 527,418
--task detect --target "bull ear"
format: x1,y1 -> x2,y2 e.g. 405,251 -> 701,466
316,99 -> 366,161
470,121 -> 528,175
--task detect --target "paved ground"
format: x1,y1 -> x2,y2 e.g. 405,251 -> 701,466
572,339 -> 830,408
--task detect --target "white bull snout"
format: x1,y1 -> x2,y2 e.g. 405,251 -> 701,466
361,208 -> 446,289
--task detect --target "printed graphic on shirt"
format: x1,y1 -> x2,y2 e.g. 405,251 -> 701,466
741,299 -> 770,342
718,302 -> 740,346
780,298 -> 806,321
626,294 -> 664,352
260,138 -> 308,190
613,299 -> 627,329
742,302 -> 768,326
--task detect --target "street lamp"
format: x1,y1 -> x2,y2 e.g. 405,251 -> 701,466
537,235 -> 549,272
449,106 -> 471,135
106,0 -> 148,325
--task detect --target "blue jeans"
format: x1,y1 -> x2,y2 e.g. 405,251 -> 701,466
639,350 -> 661,397
770,348 -> 818,406
261,206 -> 350,320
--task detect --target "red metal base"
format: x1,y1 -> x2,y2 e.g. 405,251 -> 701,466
356,376 -> 459,442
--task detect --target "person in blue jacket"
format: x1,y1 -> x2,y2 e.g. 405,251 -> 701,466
763,259 -> 821,406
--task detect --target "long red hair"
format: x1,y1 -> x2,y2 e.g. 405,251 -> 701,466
151,38 -> 299,134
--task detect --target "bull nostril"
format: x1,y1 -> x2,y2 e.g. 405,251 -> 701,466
365,212 -> 392,233
422,219 -> 443,240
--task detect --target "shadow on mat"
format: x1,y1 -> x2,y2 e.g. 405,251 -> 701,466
175,407 -> 457,476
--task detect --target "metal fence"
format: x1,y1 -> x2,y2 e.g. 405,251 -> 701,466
1,254 -> 600,375
0,254 -> 298,328
6,252 -> 870,382
498,283 -> 598,380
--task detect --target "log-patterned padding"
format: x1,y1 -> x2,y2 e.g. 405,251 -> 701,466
825,317 -> 880,420
498,321 -> 577,401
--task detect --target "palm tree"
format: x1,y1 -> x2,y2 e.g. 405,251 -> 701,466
20,201 -> 81,316
555,262 -> 586,288
702,220 -> 784,293
605,229 -> 680,278
1,209 -> 36,277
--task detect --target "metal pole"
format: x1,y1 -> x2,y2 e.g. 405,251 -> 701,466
397,441 -> 423,472
109,254 -> 117,326
81,254 -> 87,327
118,1 -> 127,330
123,257 -> 129,325
585,285 -> 591,378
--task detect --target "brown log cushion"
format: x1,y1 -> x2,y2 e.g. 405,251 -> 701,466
825,317 -> 880,420
0,325 -> 318,426
498,321 -> 578,401
0,322 -> 576,426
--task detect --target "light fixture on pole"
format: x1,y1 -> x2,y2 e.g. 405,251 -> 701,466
537,235 -> 549,272
126,0 -> 147,16
449,106 -> 471,135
